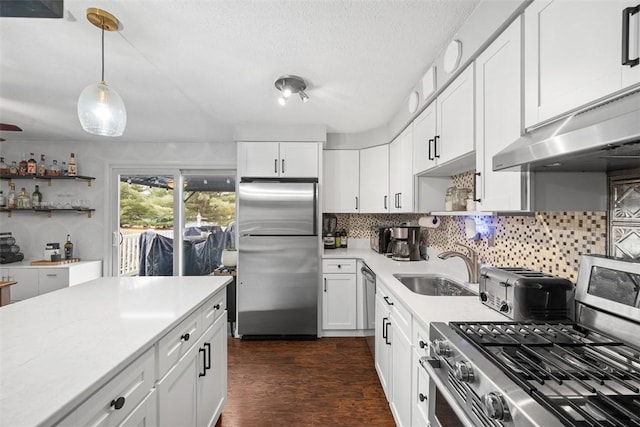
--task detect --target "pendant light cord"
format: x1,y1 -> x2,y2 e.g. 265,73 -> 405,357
101,21 -> 105,83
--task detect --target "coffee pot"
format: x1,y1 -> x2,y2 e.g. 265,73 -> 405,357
390,226 -> 421,261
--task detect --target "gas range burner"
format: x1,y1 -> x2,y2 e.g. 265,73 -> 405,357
546,394 -> 640,426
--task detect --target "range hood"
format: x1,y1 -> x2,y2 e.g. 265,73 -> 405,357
493,90 -> 640,172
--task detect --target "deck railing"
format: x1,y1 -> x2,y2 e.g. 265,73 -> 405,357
119,230 -> 174,276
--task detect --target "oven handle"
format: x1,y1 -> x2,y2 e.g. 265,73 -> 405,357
419,356 -> 476,427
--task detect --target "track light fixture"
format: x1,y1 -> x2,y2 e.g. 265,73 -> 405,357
274,75 -> 310,106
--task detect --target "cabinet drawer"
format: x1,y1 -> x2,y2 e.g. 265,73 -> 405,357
322,258 -> 356,274
118,388 -> 157,427
415,352 -> 431,427
157,308 -> 203,379
76,347 -> 155,427
412,319 -> 430,357
202,290 -> 226,330
38,268 -> 69,295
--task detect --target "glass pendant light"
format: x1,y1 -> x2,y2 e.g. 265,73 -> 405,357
77,8 -> 126,137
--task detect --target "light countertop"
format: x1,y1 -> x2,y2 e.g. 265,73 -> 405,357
0,276 -> 231,427
323,243 -> 506,328
0,260 -> 101,268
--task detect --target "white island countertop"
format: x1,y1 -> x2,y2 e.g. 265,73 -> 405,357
323,245 -> 506,327
0,276 -> 231,427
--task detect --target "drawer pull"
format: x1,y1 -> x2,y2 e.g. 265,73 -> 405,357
204,342 -> 211,370
180,333 -> 190,342
383,295 -> 394,306
214,304 -> 221,310
110,396 -> 125,410
419,393 -> 427,402
419,340 -> 427,349
46,274 -> 58,277
199,347 -> 207,377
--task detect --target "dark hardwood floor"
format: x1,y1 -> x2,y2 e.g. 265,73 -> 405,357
218,337 -> 396,427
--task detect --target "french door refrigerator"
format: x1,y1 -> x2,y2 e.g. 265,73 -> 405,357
237,180 -> 319,338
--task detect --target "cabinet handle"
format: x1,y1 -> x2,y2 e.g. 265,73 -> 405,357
428,138 -> 434,161
110,396 -> 126,410
274,159 -> 278,174
199,347 -> 207,377
180,333 -> 190,342
384,320 -> 391,345
434,135 -> 440,158
281,159 -> 285,174
204,342 -> 211,371
383,295 -> 394,306
214,303 -> 221,310
419,340 -> 428,349
384,195 -> 388,210
46,274 -> 58,277
622,5 -> 640,67
355,196 -> 359,210
324,278 -> 327,292
398,193 -> 402,209
419,393 -> 427,402
382,317 -> 388,340
473,172 -> 482,203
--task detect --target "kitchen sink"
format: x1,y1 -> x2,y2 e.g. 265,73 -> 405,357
392,274 -> 476,296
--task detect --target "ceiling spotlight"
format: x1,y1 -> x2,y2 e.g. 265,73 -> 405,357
77,8 -> 127,137
274,75 -> 310,106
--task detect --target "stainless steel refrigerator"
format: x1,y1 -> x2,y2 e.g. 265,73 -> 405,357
237,180 -> 319,338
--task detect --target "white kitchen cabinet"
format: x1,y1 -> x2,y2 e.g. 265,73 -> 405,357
389,126 -> 414,213
375,290 -> 392,400
157,339 -> 199,427
359,144 -> 389,213
119,390 -> 157,427
413,351 -> 432,427
323,150 -> 360,213
524,0 -> 640,128
0,267 -> 38,301
475,16 -> 529,211
414,65 -> 475,176
322,273 -> 357,330
196,314 -> 227,427
622,1 -> 640,87
238,141 -> 319,178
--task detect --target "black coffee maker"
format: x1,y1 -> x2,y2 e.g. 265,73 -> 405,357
323,214 -> 338,249
390,226 -> 421,261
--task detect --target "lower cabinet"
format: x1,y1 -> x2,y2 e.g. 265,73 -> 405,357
321,258 -> 358,334
197,313 -> 227,427
120,389 -> 157,427
375,291 -> 392,399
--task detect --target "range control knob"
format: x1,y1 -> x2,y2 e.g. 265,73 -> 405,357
432,339 -> 451,357
499,302 -> 510,313
479,292 -> 488,302
454,361 -> 475,383
482,392 -> 511,421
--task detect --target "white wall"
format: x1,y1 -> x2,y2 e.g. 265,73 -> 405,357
0,140 -> 236,270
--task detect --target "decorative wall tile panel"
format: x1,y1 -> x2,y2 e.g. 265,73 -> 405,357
610,175 -> 640,260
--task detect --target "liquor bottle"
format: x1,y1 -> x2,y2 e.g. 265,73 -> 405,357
18,154 -> 27,176
61,161 -> 68,176
27,153 -> 37,175
37,154 -> 47,176
0,157 -> 8,175
9,161 -> 18,175
335,231 -> 341,249
64,234 -> 74,259
0,190 -> 5,208
48,159 -> 61,176
68,153 -> 77,177
340,229 -> 348,248
17,187 -> 30,209
32,185 -> 42,208
7,184 -> 16,209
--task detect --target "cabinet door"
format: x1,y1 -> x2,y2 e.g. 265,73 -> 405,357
476,17 -> 528,211
375,291 -> 391,400
437,64 -> 475,165
197,314 -> 227,427
412,351 -> 431,427
119,390 -> 157,427
323,150 -> 360,213
38,268 -> 69,295
390,317 -> 412,427
6,268 -> 38,302
322,273 -> 357,330
157,345 -> 198,427
389,126 -> 414,213
412,103 -> 437,174
359,145 -> 389,213
280,142 -> 319,178
524,0 -> 622,127
239,142 -> 280,177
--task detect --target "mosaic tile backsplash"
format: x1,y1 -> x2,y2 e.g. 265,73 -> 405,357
329,172 -> 607,282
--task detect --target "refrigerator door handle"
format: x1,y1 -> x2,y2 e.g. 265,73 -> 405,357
313,182 -> 318,235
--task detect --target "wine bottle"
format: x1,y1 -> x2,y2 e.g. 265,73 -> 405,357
64,235 -> 73,259
32,185 -> 42,208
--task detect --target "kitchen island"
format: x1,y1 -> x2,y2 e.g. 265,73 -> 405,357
0,276 -> 231,427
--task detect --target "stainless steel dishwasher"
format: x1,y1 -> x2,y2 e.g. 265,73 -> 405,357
360,262 -> 376,357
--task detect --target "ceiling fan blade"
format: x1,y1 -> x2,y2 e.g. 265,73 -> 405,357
0,123 -> 23,132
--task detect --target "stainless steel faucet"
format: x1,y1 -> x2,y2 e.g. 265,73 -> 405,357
437,243 -> 480,283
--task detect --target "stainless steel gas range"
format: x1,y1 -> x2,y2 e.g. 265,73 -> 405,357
422,255 -> 640,427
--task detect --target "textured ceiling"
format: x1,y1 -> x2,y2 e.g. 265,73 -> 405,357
0,0 -> 480,144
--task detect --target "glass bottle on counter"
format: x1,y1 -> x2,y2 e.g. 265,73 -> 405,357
32,185 -> 42,208
0,157 -> 8,175
340,229 -> 348,248
7,184 -> 16,209
37,154 -> 47,176
27,153 -> 37,175
64,234 -> 73,259
68,152 -> 77,176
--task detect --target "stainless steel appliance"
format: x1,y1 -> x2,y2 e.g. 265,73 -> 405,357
423,254 -> 640,427
237,179 -> 319,338
479,266 -> 574,321
361,262 -> 376,357
390,226 -> 421,261
370,226 -> 392,254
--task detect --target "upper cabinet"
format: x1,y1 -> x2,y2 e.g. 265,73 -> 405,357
323,150 -> 360,213
359,145 -> 389,213
238,142 -> 319,178
524,0 -> 640,128
475,17 -> 529,211
413,65 -> 475,176
389,126 -> 414,213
